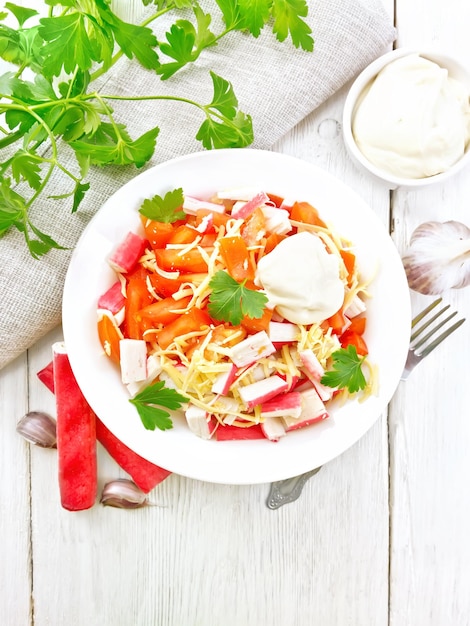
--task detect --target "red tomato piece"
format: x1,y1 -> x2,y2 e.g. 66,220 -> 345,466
147,271 -> 182,298
194,209 -> 231,229
218,236 -> 255,281
347,315 -> 366,335
241,207 -> 266,247
143,219 -> 175,249
267,193 -> 285,207
340,249 -> 356,285
97,311 -> 123,364
290,201 -> 327,228
137,295 -> 192,325
155,248 -> 210,273
124,277 -> 153,340
326,309 -> 347,334
157,307 -> 212,349
241,307 -> 273,333
340,330 -> 368,356
167,224 -> 200,245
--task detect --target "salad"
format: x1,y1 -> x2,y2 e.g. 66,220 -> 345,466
97,187 -> 377,442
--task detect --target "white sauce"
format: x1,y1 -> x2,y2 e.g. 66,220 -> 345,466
255,231 -> 344,325
352,54 -> 470,179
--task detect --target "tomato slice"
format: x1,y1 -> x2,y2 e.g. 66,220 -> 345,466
326,309 -> 347,334
267,193 -> 284,207
157,307 -> 212,349
340,249 -> 356,285
194,209 -> 231,229
218,236 -> 255,281
147,271 -> 182,298
263,233 -> 285,254
347,315 -> 366,335
167,224 -> 199,245
97,311 -> 123,364
290,201 -> 327,228
124,277 -> 153,339
340,330 -> 368,356
155,248 -> 210,273
143,219 -> 175,249
138,295 -> 192,325
241,207 -> 266,247
241,307 -> 272,333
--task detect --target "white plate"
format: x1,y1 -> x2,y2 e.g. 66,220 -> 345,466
62,149 -> 411,485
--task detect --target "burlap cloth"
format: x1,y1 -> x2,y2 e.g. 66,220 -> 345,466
0,0 -> 395,370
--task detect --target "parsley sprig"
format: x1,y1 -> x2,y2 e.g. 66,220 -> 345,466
208,270 -> 268,326
320,345 -> 367,394
129,380 -> 187,431
0,0 -> 313,258
139,187 -> 186,223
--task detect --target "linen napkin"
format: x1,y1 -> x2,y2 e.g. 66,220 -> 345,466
0,0 -> 395,370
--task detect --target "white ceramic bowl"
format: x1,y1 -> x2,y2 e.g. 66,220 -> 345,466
62,149 -> 411,485
343,48 -> 470,189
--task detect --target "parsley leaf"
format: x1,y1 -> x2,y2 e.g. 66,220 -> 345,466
207,71 -> 238,118
196,72 -> 253,149
5,3 -> 38,27
139,188 -> 186,223
96,0 -> 160,71
38,13 -> 107,77
129,380 -> 187,431
11,150 -> 42,190
238,0 -> 271,37
272,0 -> 314,51
157,6 -> 216,79
215,0 -> 241,30
320,345 -> 367,394
208,270 -> 268,326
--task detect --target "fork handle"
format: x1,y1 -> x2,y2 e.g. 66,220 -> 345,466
266,467 -> 322,509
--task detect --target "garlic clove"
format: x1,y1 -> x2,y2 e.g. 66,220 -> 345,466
402,220 -> 470,295
16,411 -> 57,448
100,479 -> 149,509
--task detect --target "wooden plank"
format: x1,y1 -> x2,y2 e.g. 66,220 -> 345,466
0,354 -> 33,625
390,1 -> 470,623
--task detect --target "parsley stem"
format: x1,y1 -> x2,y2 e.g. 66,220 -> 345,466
89,51 -> 123,83
15,107 -> 58,211
93,93 -> 123,139
66,67 -> 79,99
140,7 -> 173,28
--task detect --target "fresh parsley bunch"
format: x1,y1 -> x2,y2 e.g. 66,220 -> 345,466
0,0 -> 313,258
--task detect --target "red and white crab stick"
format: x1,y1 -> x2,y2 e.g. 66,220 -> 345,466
52,342 -> 98,511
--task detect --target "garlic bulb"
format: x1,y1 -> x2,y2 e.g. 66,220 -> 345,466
100,479 -> 149,509
402,220 -> 470,295
16,411 -> 57,448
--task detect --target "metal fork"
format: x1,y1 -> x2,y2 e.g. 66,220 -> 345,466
401,298 -> 466,380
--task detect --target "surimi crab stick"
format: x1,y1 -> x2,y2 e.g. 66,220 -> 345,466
52,342 -> 98,511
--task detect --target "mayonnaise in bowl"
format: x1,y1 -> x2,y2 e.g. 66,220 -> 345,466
343,49 -> 470,187
352,53 -> 470,179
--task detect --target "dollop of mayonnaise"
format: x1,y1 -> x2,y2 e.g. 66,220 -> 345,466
255,231 -> 344,325
352,54 -> 470,179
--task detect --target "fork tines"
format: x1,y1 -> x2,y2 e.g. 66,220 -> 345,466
410,297 -> 466,358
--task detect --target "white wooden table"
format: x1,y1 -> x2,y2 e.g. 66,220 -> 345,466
2,1 -> 470,624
